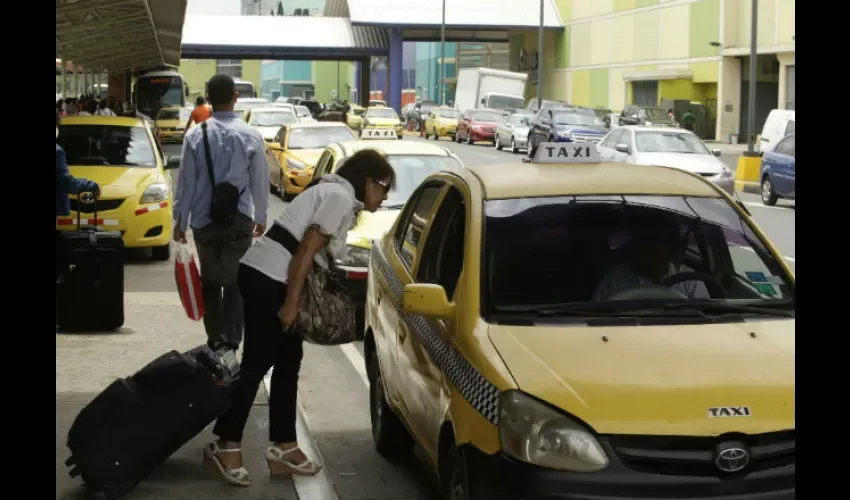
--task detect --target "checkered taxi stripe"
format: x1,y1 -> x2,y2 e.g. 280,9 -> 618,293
372,245 -> 502,425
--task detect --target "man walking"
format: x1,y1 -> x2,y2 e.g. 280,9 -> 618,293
173,74 -> 269,352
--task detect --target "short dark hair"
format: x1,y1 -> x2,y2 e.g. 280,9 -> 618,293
308,149 -> 396,202
86,100 -> 97,114
196,96 -> 206,106
207,74 -> 235,107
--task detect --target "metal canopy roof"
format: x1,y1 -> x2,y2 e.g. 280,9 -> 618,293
57,0 -> 187,72
180,15 -> 390,60
325,0 -> 564,30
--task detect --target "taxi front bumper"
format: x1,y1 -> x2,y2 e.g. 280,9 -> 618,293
56,199 -> 172,248
283,168 -> 314,195
157,130 -> 184,143
463,444 -> 794,500
436,125 -> 457,137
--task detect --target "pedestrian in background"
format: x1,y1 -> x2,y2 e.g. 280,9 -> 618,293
96,99 -> 116,116
682,109 -> 696,131
186,96 -> 213,131
173,74 -> 270,353
204,150 -> 395,486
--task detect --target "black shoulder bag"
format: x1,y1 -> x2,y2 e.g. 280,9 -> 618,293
201,122 -> 244,226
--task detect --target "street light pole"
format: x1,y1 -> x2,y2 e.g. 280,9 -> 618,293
746,0 -> 758,153
537,0 -> 544,110
440,0 -> 446,106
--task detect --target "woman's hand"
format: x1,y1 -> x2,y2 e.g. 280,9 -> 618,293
278,301 -> 298,331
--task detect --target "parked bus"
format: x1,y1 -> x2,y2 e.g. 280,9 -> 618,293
205,78 -> 257,99
133,70 -> 189,120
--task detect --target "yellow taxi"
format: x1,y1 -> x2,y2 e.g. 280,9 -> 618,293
308,131 -> 464,336
347,104 -> 366,130
57,116 -> 180,260
364,142 -> 795,499
245,106 -> 299,142
265,122 -> 357,200
362,106 -> 404,138
423,107 -> 461,140
153,106 -> 192,143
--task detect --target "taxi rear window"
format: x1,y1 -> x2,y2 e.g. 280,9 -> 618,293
482,195 -> 794,321
58,125 -> 157,167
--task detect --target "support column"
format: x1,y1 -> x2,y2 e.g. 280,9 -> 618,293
359,58 -> 371,108
387,28 -> 403,114
74,68 -> 80,98
61,60 -> 68,98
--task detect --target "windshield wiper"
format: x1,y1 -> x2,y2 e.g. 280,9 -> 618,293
662,301 -> 794,318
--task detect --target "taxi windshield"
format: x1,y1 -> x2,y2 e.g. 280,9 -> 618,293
482,195 -> 794,320
352,108 -> 366,116
157,109 -> 186,120
287,126 -> 356,149
251,111 -> 297,127
553,112 -> 599,126
58,125 -> 157,167
635,130 -> 711,154
436,109 -> 460,119
383,156 -> 462,208
295,106 -> 312,117
470,110 -> 503,122
367,108 -> 398,119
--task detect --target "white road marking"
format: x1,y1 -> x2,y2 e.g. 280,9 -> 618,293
478,153 -> 501,160
263,370 -> 340,500
743,201 -> 795,211
340,343 -> 370,387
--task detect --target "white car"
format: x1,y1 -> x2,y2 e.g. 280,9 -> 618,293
596,126 -> 734,195
246,107 -> 298,142
295,105 -> 317,124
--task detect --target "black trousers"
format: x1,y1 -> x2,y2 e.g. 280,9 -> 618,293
213,264 -> 304,443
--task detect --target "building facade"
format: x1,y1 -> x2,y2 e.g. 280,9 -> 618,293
508,0 -> 794,142
414,42 -> 457,103
241,0 -> 275,16
180,59 -> 262,101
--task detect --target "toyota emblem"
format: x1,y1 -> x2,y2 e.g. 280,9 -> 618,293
715,447 -> 750,473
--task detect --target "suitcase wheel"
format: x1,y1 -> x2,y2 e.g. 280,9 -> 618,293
65,455 -> 75,467
68,466 -> 80,478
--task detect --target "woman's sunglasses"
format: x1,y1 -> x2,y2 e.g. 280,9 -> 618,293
373,179 -> 391,193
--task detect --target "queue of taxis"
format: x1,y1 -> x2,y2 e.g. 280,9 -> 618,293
308,128 -> 463,335
57,116 -> 180,260
362,106 -> 404,138
347,104 -> 366,130
265,122 -> 357,200
153,106 -> 191,143
245,106 -> 298,142
423,107 -> 461,141
363,142 -> 795,499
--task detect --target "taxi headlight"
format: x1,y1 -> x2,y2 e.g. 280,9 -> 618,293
499,390 -> 608,472
336,245 -> 371,268
140,183 -> 170,204
287,158 -> 307,170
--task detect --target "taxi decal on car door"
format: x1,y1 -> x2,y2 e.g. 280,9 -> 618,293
370,244 -> 502,425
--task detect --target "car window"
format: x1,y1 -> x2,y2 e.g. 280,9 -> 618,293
784,119 -> 795,136
775,136 -> 795,157
436,109 -> 460,119
250,110 -> 297,127
469,110 -> 503,122
416,187 -> 466,299
396,185 -> 444,270
366,108 -> 399,118
606,130 -> 623,147
634,130 -> 711,154
384,156 -> 461,208
482,195 -> 794,322
287,126 -> 356,149
274,126 -> 286,144
57,125 -> 157,167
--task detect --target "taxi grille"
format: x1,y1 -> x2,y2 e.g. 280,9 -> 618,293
609,430 -> 795,477
69,198 -> 126,214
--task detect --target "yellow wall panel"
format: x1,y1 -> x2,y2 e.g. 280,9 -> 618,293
609,67 -> 627,112
571,70 -> 591,106
611,15 -> 635,63
690,61 -> 719,83
757,0 -> 776,45
633,11 -> 659,60
571,0 -> 613,20
590,19 -> 612,65
660,5 -> 689,59
777,0 -> 795,43
570,23 -> 594,67
547,71 -> 570,101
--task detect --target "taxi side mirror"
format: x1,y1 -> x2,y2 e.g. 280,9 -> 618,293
712,149 -> 722,157
615,144 -> 631,154
403,283 -> 455,318
165,156 -> 181,169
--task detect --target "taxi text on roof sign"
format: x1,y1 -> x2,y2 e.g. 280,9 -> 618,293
533,141 -> 601,164
361,128 -> 398,140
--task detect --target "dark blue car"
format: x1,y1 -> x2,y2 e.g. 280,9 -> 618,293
759,133 -> 795,206
527,107 -> 606,158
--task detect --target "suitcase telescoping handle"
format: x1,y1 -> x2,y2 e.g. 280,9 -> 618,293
76,191 -> 98,231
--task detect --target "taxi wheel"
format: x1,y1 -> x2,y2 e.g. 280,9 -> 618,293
369,349 -> 413,458
494,135 -> 502,150
441,446 -> 487,500
761,176 -> 778,206
151,244 -> 170,261
510,137 -> 518,154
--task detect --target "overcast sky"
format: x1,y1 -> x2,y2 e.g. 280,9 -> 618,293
187,0 -> 240,15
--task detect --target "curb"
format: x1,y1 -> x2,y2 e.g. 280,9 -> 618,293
734,180 -> 761,195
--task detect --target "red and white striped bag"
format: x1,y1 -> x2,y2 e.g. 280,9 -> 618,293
175,244 -> 205,321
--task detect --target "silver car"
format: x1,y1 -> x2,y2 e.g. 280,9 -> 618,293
596,126 -> 734,195
494,113 -> 533,153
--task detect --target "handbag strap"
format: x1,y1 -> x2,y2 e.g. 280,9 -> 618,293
266,224 -> 338,272
201,122 -> 216,189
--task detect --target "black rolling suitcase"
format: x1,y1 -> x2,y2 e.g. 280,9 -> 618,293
57,192 -> 125,331
65,345 -> 240,500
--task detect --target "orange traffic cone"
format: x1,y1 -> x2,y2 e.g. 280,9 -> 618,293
419,120 -> 424,137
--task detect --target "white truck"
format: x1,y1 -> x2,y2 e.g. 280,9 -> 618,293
454,67 -> 528,112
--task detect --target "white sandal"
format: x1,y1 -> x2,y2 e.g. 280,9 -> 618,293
203,442 -> 252,486
265,444 -> 321,476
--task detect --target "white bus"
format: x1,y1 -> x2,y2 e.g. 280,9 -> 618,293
205,78 -> 257,99
133,70 -> 189,120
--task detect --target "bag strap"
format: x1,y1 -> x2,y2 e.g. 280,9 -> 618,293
201,122 -> 216,189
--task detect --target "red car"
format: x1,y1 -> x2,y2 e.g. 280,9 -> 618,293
455,108 -> 504,144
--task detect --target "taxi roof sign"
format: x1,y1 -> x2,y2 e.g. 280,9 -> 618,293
532,141 -> 601,164
360,128 -> 398,140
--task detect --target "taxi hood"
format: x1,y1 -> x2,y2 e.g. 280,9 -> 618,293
156,119 -> 181,129
488,320 -> 795,435
68,166 -> 162,199
346,209 -> 401,248
287,149 -> 324,166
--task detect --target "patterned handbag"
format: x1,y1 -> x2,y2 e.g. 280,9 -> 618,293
294,248 -> 357,345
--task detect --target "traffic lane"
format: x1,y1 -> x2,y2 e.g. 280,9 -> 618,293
409,135 -> 517,166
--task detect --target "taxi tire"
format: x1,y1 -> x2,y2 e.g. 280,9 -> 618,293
369,349 -> 414,458
494,135 -> 502,150
441,446 -> 488,500
152,244 -> 170,261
